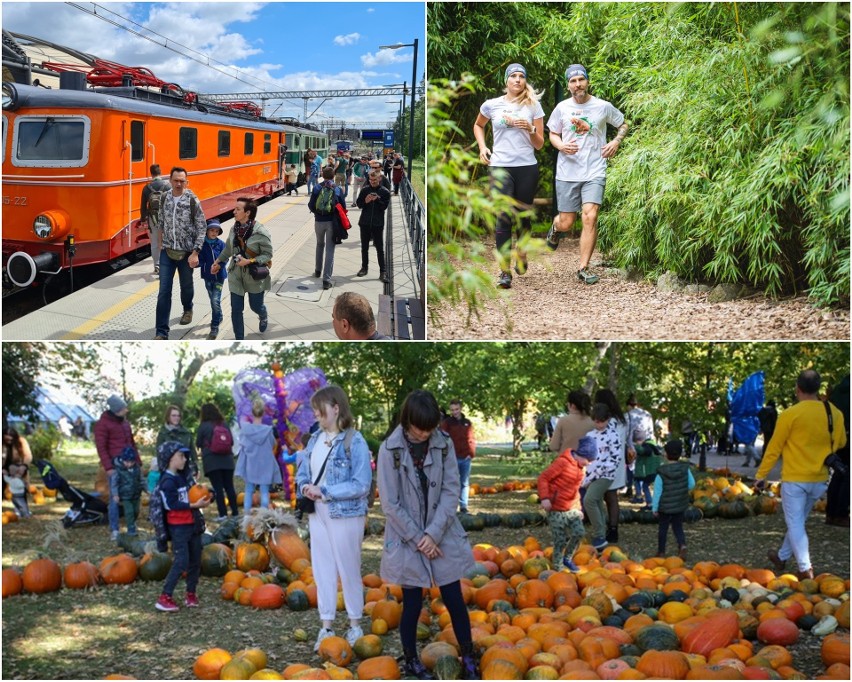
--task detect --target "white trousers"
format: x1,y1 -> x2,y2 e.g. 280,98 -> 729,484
309,501 -> 365,621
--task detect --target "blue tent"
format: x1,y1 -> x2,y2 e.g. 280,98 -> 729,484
729,371 -> 765,445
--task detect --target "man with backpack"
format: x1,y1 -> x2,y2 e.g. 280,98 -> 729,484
139,164 -> 172,275
309,167 -> 345,290
154,167 -> 207,340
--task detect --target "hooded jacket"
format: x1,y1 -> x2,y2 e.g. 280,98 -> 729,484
94,410 -> 139,472
235,422 -> 282,486
377,425 -> 475,588
538,449 -> 585,512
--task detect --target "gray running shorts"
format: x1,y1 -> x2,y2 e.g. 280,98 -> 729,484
556,178 -> 606,213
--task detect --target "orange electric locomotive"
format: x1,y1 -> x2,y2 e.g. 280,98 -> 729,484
1,67 -> 327,292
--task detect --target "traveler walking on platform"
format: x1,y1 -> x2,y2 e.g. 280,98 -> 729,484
355,170 -> 391,283
198,219 -> 227,340
154,167 -> 207,340
351,156 -> 368,207
308,150 -> 323,193
334,152 -> 349,194
211,198 -> 273,340
309,167 -> 345,290
139,164 -> 172,275
391,152 -> 405,195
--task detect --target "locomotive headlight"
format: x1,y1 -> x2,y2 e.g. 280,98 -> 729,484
32,211 -> 70,240
2,82 -> 19,110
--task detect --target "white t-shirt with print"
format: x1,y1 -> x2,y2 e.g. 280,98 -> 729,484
480,96 -> 545,167
547,96 -> 624,181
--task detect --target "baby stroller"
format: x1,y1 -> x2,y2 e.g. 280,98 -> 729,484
33,459 -> 109,528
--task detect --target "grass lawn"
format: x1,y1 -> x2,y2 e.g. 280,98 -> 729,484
2,441 -> 848,679
408,159 -> 425,200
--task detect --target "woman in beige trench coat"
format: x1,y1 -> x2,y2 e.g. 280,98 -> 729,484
377,390 -> 479,680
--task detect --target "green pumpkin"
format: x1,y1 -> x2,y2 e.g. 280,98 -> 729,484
796,614 -> 819,631
287,589 -> 310,611
416,622 -> 432,641
464,562 -> 491,580
683,506 -> 703,523
623,592 -> 655,613
138,552 -> 173,581
200,542 -> 232,577
619,653 -> 640,666
633,624 -> 680,652
482,513 -> 502,528
502,513 -> 524,529
434,655 -> 462,680
619,508 -> 637,524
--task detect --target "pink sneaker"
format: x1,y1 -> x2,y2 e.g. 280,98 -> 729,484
155,594 -> 179,612
184,592 -> 199,608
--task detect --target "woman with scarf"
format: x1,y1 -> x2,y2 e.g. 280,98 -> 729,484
211,197 -> 273,339
377,390 -> 479,680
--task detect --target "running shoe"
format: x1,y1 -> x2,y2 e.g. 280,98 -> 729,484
577,268 -> 600,285
546,222 -> 561,250
514,252 -> 528,276
345,625 -> 364,647
259,316 -> 268,333
562,558 -> 581,573
184,592 -> 199,608
155,594 -> 179,612
591,537 -> 608,551
497,272 -> 513,289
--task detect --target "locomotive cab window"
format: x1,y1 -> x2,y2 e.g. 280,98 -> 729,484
244,132 -> 254,155
130,121 -> 144,162
179,126 -> 197,159
263,134 -> 271,154
218,130 -> 231,157
13,115 -> 91,167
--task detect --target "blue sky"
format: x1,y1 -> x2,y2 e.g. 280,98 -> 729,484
2,1 -> 424,125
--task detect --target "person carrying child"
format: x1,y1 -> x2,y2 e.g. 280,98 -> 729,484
652,439 -> 695,559
3,463 -> 32,518
633,427 -> 663,510
198,219 -> 227,340
111,447 -> 144,535
152,442 -> 210,612
538,435 -> 598,572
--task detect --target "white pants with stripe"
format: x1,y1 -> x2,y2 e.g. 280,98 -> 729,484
309,500 -> 365,621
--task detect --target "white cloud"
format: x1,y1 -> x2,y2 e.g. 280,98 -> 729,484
333,33 -> 361,47
366,7 -> 375,12
361,48 -> 412,68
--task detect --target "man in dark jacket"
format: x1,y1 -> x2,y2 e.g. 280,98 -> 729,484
355,170 -> 392,283
93,394 -> 139,541
139,164 -> 172,275
440,399 -> 476,513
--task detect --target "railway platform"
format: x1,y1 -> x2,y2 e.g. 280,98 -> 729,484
2,189 -> 421,341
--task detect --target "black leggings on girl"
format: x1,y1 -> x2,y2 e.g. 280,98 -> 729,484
401,580 -> 472,655
490,163 -> 540,255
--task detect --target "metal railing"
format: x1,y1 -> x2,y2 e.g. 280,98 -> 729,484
399,175 -> 425,306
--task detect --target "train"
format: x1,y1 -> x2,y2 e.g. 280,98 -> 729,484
1,60 -> 328,293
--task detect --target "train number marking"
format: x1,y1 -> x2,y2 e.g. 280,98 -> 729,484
2,196 -> 28,205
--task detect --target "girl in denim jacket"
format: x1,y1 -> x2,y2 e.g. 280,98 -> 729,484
296,385 -> 371,653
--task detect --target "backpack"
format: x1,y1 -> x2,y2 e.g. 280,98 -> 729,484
209,422 -> 233,455
316,185 -> 336,215
146,178 -> 170,215
148,482 -> 169,551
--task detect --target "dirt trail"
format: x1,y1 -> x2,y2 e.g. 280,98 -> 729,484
430,236 -> 850,340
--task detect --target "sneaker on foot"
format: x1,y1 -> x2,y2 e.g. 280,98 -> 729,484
110,530 -> 120,542
402,658 -> 435,680
356,267 -> 368,277
154,265 -> 160,274
259,317 -> 268,333
313,270 -> 321,278
345,625 -> 364,647
767,549 -> 786,572
460,653 -> 480,680
215,515 -> 229,523
678,546 -> 688,560
179,310 -> 193,325
323,281 -> 332,290
592,537 -> 609,551
207,329 -> 218,340
562,558 -> 581,573
153,335 -> 168,340
184,592 -> 199,608
514,252 -> 528,276
155,594 -> 179,612
497,271 -> 512,289
314,627 -> 335,653
545,222 -> 561,250
379,271 -> 389,283
577,268 -> 600,285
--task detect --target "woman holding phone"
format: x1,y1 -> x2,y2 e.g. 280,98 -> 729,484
473,63 -> 545,289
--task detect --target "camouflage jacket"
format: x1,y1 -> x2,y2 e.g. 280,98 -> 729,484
158,190 -> 207,252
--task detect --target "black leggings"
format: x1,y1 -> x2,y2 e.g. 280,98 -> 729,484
401,580 -> 471,655
490,164 -> 539,254
657,512 -> 686,554
207,468 -> 239,517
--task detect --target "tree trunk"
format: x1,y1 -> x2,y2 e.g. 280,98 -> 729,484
170,343 -> 244,407
584,341 -> 612,394
512,399 -> 526,455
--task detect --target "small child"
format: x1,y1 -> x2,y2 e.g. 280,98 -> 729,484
652,439 -> 695,559
198,218 -> 227,340
538,435 -> 598,572
153,442 -> 210,612
633,428 -> 663,510
147,456 -> 160,494
112,447 -> 143,536
286,164 -> 299,195
3,463 -> 31,518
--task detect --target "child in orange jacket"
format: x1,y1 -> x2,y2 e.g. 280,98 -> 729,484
538,436 -> 598,572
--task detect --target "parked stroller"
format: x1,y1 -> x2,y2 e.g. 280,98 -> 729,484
33,459 -> 109,528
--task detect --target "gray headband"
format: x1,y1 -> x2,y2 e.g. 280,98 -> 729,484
504,63 -> 527,83
565,64 -> 588,82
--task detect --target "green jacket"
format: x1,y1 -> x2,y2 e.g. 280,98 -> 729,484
217,221 -> 273,296
634,440 -> 663,479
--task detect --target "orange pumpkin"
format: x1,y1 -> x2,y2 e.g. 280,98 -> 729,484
99,554 -> 138,585
636,650 -> 690,679
681,610 -> 739,657
267,527 -> 310,569
250,584 -> 286,609
821,633 -> 850,668
193,648 -> 233,680
22,558 -> 63,593
236,543 -> 270,572
355,655 -> 400,680
2,567 -> 24,598
188,483 -> 213,504
317,636 -> 353,667
63,561 -> 100,589
516,579 -> 554,609
372,590 -> 402,629
756,617 -> 798,646
474,579 -> 516,610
